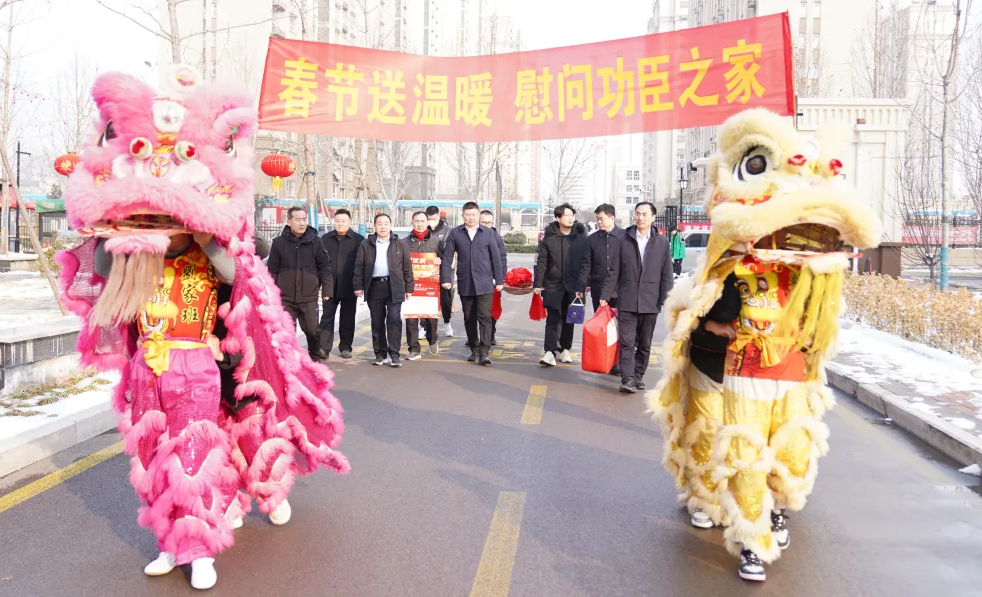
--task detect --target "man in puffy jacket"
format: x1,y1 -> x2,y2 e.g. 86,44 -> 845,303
533,203 -> 588,367
404,211 -> 441,359
480,209 -> 507,346
319,209 -> 365,359
353,213 -> 414,367
578,203 -> 625,375
267,206 -> 333,361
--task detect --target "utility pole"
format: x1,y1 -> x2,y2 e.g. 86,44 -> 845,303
297,0 -> 317,220
0,2 -> 12,254
13,140 -> 28,252
420,0 -> 430,204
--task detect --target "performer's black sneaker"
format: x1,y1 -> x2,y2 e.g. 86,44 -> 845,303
619,379 -> 638,394
340,350 -> 353,359
636,381 -> 646,391
738,549 -> 766,582
771,509 -> 790,550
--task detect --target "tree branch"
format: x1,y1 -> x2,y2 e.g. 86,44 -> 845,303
180,17 -> 276,41
93,0 -> 172,42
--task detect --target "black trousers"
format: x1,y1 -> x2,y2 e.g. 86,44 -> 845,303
441,286 -> 455,323
544,290 -> 576,354
283,300 -> 321,357
460,294 -> 493,351
406,317 -> 439,353
319,296 -> 357,354
618,311 -> 659,384
673,259 -> 683,276
367,282 -> 403,358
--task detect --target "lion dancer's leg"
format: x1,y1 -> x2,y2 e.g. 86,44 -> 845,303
682,365 -> 725,529
126,343 -> 236,590
222,401 -> 298,527
711,376 -> 784,582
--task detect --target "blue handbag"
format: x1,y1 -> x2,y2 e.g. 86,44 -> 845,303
566,296 -> 585,324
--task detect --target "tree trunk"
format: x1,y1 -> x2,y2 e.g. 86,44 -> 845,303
167,0 -> 182,63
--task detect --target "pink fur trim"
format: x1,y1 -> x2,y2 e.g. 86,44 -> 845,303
105,234 -> 170,255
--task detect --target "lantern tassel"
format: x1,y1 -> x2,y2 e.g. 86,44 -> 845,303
272,177 -> 283,193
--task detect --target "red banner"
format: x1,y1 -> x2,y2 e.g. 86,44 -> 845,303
403,252 -> 441,319
258,14 -> 794,142
902,226 -> 979,247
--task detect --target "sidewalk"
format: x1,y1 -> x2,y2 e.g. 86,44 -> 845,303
827,322 -> 982,469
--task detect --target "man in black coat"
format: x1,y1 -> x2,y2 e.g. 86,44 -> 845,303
480,209 -> 507,346
267,206 -> 333,361
353,213 -> 414,367
533,203 -> 588,367
319,208 -> 365,359
404,211 -> 442,359
600,202 -> 674,393
440,201 -> 503,365
426,206 -> 455,337
578,203 -> 625,375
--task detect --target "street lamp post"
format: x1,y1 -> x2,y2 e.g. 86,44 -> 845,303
677,165 -> 688,230
14,141 -> 30,253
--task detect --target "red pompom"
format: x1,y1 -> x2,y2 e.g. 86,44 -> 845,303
829,159 -> 843,175
788,154 -> 807,167
504,267 -> 533,288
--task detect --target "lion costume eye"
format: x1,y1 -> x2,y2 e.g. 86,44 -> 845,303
734,146 -> 772,181
98,121 -> 117,148
222,135 -> 235,156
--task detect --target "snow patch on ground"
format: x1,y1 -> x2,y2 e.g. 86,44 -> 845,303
0,271 -> 66,329
959,464 -> 982,477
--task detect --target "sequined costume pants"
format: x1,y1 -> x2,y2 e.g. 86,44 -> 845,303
711,375 -> 827,563
680,365 -> 726,524
126,342 -> 236,565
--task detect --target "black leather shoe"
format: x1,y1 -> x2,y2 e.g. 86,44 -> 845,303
467,350 -> 478,362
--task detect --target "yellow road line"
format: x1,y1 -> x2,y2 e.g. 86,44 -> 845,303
520,385 -> 547,425
469,491 -> 527,597
0,441 -> 124,515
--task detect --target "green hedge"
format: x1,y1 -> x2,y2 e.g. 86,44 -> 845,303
505,244 -> 536,253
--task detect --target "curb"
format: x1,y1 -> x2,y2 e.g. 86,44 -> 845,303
0,305 -> 374,480
827,362 -> 982,468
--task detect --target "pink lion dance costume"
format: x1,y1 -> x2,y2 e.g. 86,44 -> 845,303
56,66 -> 349,590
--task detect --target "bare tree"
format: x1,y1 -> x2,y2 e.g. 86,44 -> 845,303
373,140 -> 420,223
954,34 -> 982,219
0,0 -> 48,254
793,45 -> 832,97
895,134 -> 943,282
544,138 -> 598,203
40,51 -> 96,165
850,6 -> 910,98
94,0 -> 273,66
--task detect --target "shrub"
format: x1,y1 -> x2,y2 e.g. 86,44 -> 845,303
842,272 -> 981,363
43,232 -> 84,275
502,231 -> 528,245
505,244 -> 537,253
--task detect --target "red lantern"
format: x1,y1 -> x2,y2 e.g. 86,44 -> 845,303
261,152 -> 296,193
54,151 -> 81,176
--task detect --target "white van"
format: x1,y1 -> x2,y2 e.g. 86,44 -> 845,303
680,230 -> 711,272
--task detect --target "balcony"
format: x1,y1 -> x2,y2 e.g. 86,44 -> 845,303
271,22 -> 285,38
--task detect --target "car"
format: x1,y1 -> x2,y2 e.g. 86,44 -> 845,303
680,230 -> 711,272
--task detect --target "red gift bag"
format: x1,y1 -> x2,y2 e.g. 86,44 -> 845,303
529,293 -> 547,321
581,305 -> 619,374
491,289 -> 503,321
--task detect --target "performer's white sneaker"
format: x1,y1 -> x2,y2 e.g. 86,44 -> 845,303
229,516 -> 244,530
771,509 -> 790,550
269,499 -> 292,526
144,551 -> 177,576
539,351 -> 557,366
738,550 -> 766,582
558,349 -> 573,364
690,510 -> 714,529
190,557 -> 217,590
444,322 -> 454,336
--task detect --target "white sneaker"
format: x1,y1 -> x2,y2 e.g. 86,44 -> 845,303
144,551 -> 177,576
539,351 -> 557,366
690,510 -> 714,529
444,322 -> 454,336
190,557 -> 217,590
738,549 -> 766,582
229,516 -> 243,530
269,498 -> 292,526
558,349 -> 573,364
406,352 -> 421,361
428,343 -> 440,355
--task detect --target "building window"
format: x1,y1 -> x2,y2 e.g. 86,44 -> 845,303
799,17 -> 806,34
813,18 -> 820,34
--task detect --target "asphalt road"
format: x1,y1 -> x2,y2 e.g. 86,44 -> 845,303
2,291 -> 982,597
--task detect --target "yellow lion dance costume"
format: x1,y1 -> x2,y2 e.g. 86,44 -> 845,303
648,108 -> 881,581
